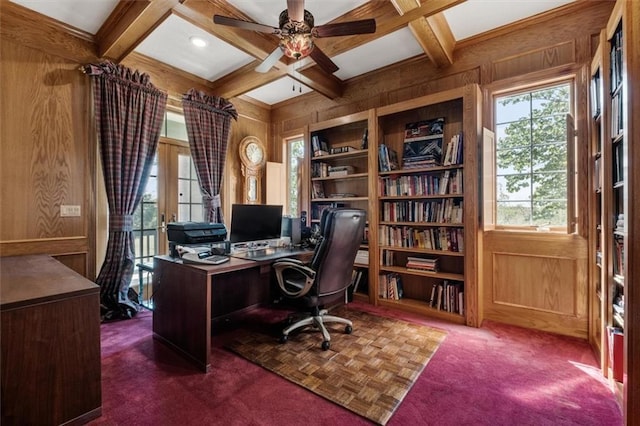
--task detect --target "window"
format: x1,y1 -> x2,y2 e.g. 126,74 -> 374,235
286,137 -> 305,216
493,81 -> 574,231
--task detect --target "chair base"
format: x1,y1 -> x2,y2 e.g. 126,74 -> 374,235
281,309 -> 353,350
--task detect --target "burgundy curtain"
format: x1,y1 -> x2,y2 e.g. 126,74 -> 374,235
85,61 -> 167,321
182,89 -> 237,223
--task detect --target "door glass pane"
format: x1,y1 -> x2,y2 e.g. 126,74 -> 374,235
177,153 -> 202,222
131,155 -> 158,308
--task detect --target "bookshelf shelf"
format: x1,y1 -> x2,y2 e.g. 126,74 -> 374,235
377,298 -> 465,324
379,245 -> 464,257
312,172 -> 368,181
379,265 -> 464,281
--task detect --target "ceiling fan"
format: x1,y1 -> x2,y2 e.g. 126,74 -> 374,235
213,0 -> 376,74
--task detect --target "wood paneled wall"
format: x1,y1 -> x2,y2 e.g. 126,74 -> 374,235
0,38 -> 96,278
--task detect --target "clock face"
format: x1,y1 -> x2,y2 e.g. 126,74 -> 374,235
246,142 -> 264,164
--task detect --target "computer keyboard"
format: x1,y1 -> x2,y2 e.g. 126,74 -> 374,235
181,252 -> 230,265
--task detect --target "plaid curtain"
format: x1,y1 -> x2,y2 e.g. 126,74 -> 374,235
85,61 -> 167,321
182,89 -> 237,223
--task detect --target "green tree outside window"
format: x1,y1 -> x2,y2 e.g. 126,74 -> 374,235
495,83 -> 571,227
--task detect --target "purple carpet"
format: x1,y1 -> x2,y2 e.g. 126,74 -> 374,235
89,302 -> 622,425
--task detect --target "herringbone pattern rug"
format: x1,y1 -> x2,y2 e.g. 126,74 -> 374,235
226,307 -> 446,425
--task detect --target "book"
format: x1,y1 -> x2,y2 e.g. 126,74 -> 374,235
330,146 -> 359,154
403,117 -> 445,141
379,144 -> 399,172
402,138 -> 443,167
312,181 -> 325,199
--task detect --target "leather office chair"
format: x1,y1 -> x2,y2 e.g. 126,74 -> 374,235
273,207 -> 366,350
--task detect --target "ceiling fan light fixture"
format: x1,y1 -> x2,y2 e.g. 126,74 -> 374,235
279,33 -> 314,60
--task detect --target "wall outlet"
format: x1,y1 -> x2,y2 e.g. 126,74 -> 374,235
60,205 -> 81,217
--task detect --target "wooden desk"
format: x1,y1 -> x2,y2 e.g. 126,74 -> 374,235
152,250 -> 312,372
1,255 -> 101,426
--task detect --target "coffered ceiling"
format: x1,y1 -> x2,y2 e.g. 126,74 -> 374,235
9,0 -> 577,106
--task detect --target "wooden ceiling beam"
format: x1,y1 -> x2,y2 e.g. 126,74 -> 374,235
95,0 -> 180,61
313,0 -> 465,58
391,0 -> 456,67
207,61 -> 287,99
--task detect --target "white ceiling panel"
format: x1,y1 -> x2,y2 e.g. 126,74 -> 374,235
444,0 -> 575,41
332,28 -> 424,80
244,76 -> 313,105
135,14 -> 255,82
10,0 -> 119,34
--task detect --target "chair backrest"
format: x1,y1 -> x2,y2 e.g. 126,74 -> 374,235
310,208 -> 366,299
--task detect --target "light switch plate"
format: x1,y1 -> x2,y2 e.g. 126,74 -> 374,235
60,205 -> 81,217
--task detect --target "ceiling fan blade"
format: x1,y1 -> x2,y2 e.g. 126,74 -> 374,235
213,15 -> 280,34
287,0 -> 305,22
314,19 -> 376,38
309,46 -> 339,74
255,47 -> 284,73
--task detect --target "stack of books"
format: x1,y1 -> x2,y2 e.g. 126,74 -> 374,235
406,256 -> 439,273
328,165 -> 354,177
401,118 -> 444,169
355,249 -> 369,265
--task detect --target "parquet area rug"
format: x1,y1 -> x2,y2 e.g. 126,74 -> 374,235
225,307 -> 447,425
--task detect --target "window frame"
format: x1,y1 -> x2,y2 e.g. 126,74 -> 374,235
486,74 -> 578,234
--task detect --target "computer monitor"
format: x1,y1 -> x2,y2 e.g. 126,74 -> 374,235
229,204 -> 283,244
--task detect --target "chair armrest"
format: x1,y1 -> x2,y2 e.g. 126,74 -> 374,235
273,257 -> 305,266
273,261 -> 316,298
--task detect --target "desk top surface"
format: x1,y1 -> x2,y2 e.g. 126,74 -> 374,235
1,255 -> 99,310
155,247 -> 313,274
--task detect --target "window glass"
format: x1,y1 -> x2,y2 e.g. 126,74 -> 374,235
494,82 -> 572,229
287,138 -> 305,217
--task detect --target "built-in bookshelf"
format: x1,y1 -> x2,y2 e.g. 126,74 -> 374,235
371,86 -> 481,326
605,11 -> 625,394
307,110 -> 375,303
588,2 -> 639,416
589,31 -> 606,370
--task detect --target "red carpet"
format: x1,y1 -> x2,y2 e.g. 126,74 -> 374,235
90,302 -> 622,425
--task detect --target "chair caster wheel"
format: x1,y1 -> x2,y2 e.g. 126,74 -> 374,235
321,341 -> 330,350
279,335 -> 288,344
345,325 -> 353,334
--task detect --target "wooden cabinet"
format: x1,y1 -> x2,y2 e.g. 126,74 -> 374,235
371,85 -> 482,327
307,110 -> 376,303
0,255 -> 101,425
589,0 -> 640,420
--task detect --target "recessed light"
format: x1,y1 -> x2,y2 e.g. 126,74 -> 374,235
189,36 -> 207,48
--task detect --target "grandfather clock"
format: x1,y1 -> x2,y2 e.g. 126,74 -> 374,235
238,136 -> 266,204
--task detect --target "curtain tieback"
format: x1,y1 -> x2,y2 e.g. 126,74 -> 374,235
109,215 -> 134,232
203,194 -> 221,211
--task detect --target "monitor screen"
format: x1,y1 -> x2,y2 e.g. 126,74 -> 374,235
229,204 -> 283,244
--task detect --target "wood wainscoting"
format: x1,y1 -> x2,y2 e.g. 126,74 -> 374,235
482,231 -> 588,338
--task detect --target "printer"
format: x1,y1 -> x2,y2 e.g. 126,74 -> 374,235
167,222 -> 228,257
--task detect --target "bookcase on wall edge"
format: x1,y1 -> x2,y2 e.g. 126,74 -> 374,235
588,0 -> 639,416
371,85 -> 482,327
306,110 -> 376,304
588,30 -> 606,371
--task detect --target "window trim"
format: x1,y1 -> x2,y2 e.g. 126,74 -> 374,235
485,73 -> 578,234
